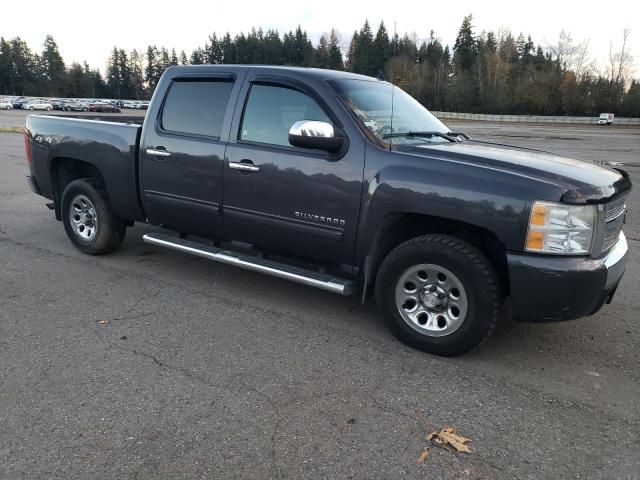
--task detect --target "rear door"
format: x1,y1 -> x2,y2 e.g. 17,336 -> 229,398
140,73 -> 241,238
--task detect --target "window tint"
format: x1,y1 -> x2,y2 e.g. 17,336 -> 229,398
161,80 -> 234,137
240,84 -> 330,147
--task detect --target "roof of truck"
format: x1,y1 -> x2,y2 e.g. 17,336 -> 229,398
165,64 -> 381,83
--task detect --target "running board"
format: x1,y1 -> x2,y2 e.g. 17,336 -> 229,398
142,232 -> 355,296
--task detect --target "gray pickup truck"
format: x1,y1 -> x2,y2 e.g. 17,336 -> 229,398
24,65 -> 631,355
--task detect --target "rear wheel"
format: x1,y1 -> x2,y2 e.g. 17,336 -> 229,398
61,178 -> 126,255
375,234 -> 502,356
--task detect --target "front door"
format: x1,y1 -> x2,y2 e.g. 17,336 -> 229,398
223,76 -> 364,266
140,74 -> 238,238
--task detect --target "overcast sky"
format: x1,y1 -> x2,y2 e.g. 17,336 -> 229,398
2,0 -> 638,74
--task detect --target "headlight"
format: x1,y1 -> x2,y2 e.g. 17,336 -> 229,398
526,201 -> 595,254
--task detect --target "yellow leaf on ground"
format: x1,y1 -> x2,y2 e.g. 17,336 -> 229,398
417,447 -> 430,464
427,427 -> 473,453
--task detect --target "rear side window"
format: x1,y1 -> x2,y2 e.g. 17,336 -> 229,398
161,80 -> 234,138
240,84 -> 330,147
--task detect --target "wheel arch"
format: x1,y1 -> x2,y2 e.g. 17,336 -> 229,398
363,213 -> 509,299
50,157 -> 107,220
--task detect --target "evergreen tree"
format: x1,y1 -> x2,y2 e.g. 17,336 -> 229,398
453,15 -> 477,71
145,45 -> 161,90
41,35 -> 65,96
205,34 -> 223,64
170,48 -> 179,66
315,35 -> 329,68
328,29 -> 344,70
349,20 -> 374,75
372,21 -> 391,77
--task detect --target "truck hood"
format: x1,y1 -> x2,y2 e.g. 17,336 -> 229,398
399,140 -> 631,203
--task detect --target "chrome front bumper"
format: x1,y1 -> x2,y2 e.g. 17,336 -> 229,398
604,232 -> 628,288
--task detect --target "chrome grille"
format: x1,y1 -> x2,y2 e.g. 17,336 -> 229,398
605,202 -> 626,222
601,231 -> 619,252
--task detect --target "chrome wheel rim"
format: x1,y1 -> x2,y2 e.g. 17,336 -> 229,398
394,264 -> 468,337
69,194 -> 98,241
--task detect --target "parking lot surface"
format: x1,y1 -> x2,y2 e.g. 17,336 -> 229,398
1,121 -> 639,479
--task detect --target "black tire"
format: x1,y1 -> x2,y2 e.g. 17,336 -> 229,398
83,107 -> 88,112
61,178 -> 126,255
375,234 -> 502,356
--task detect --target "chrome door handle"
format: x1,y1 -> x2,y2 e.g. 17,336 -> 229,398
229,161 -> 260,172
146,148 -> 171,157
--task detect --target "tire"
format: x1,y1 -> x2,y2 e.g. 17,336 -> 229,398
61,178 -> 126,255
375,234 -> 502,356
83,107 -> 88,112
29,106 -> 34,110
46,106 -> 51,111
6,106 -> 10,110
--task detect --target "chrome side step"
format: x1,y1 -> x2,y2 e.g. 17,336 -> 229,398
142,232 -> 355,296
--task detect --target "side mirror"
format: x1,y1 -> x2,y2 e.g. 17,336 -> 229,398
288,120 -> 345,153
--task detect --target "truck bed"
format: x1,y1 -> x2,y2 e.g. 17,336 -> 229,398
25,114 -> 145,222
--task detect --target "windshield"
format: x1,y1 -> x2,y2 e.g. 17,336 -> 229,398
329,79 -> 449,144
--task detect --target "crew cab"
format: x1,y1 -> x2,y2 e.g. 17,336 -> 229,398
24,65 -> 631,356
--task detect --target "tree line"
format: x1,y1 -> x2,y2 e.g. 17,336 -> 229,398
0,17 -> 638,117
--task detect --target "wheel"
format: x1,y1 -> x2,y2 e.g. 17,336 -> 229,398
46,106 -> 51,111
83,107 -> 88,112
375,234 -> 502,356
61,178 -> 126,255
29,106 -> 34,110
5,105 -> 10,110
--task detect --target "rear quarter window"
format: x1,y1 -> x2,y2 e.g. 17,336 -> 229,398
161,80 -> 234,138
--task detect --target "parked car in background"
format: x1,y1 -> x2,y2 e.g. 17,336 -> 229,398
51,99 -> 68,111
11,97 -> 28,109
598,113 -> 614,126
88,101 -> 121,113
138,101 -> 150,110
121,101 -> 138,109
64,101 -> 89,112
24,100 -> 53,111
0,100 -> 13,110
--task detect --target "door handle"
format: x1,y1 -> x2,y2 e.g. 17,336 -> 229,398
146,147 -> 171,157
229,160 -> 260,172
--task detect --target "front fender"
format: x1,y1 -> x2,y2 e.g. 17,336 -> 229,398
354,148 -> 565,266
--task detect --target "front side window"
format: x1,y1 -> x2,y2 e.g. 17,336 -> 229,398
329,79 -> 449,144
161,79 -> 234,138
240,84 -> 331,147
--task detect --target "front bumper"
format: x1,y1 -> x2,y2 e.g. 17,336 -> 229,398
507,232 -> 628,322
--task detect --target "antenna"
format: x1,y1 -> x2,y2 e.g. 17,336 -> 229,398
389,21 -> 397,152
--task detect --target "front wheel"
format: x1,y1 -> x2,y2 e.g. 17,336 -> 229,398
375,234 -> 502,356
61,178 -> 126,255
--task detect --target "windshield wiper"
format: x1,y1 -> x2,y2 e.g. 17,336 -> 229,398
447,131 -> 471,140
382,131 -> 458,142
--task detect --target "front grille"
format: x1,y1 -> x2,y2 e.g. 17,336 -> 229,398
601,231 -> 619,252
604,202 -> 626,222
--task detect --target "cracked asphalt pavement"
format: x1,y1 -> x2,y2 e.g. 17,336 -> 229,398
1,121 -> 639,479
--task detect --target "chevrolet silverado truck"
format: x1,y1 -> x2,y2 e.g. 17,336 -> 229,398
24,65 -> 631,356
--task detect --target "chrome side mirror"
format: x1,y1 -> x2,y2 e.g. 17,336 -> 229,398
288,120 -> 345,153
